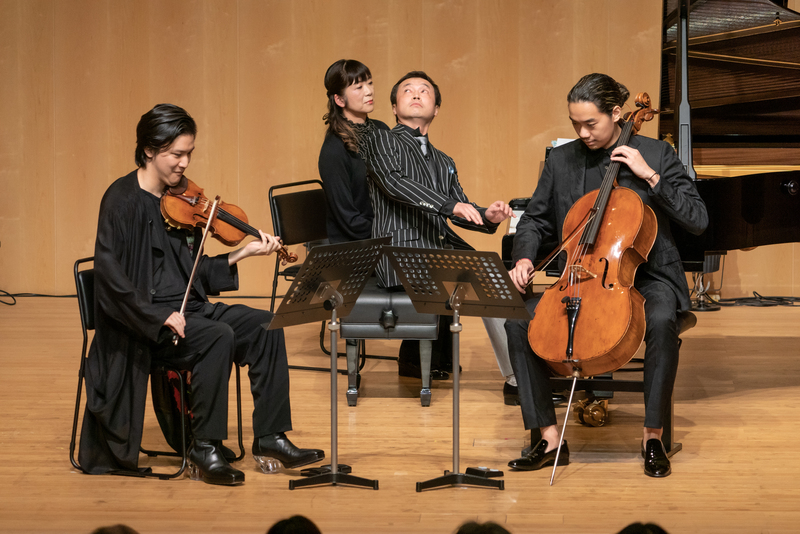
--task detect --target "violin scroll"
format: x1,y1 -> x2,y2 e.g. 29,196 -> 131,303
277,246 -> 298,265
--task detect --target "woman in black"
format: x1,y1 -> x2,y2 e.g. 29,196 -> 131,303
318,59 -> 389,243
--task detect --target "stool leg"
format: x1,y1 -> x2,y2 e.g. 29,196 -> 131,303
346,339 -> 359,406
420,340 -> 432,407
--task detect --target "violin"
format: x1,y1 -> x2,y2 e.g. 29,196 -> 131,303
527,93 -> 659,379
160,176 -> 298,264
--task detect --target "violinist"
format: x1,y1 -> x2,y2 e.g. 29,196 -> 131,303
505,74 -> 708,478
78,103 -> 324,486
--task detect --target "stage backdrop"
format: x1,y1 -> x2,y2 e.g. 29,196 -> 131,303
1,0 -> 798,298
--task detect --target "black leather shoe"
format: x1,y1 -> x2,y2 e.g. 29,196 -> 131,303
508,439 -> 569,471
398,359 -> 449,380
503,382 -> 520,406
252,432 -> 325,473
642,439 -> 671,478
188,440 -> 245,486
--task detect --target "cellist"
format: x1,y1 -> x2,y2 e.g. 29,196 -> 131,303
79,104 -> 324,486
505,74 -> 708,478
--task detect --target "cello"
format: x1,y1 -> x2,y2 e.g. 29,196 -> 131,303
525,93 -> 660,483
528,92 -> 659,378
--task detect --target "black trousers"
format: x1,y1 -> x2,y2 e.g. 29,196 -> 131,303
152,302 -> 292,441
506,279 -> 680,431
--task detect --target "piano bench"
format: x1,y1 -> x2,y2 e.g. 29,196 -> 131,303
527,310 -> 697,457
340,277 -> 439,407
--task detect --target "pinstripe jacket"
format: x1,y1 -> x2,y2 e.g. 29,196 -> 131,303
360,123 -> 499,288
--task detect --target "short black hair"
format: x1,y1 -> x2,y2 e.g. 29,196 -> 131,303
390,70 -> 442,108
135,103 -> 197,168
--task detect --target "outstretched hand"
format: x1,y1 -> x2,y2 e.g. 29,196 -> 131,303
485,201 -> 514,224
453,202 -> 484,225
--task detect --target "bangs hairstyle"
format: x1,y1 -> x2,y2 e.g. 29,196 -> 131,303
325,59 -> 372,97
135,103 -> 197,168
323,59 -> 373,153
567,73 -> 630,117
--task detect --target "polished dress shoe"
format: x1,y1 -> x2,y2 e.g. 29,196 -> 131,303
503,382 -> 520,406
642,438 -> 671,478
397,359 -> 449,380
188,439 -> 245,486
508,439 -> 569,471
252,432 -> 325,473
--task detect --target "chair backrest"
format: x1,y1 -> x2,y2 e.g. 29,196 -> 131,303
74,257 -> 95,332
269,180 -> 328,246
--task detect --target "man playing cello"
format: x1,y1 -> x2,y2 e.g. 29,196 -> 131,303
505,74 -> 708,478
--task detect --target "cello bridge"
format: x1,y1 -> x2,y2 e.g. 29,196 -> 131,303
567,264 -> 597,279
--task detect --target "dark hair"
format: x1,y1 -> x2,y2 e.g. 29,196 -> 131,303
135,103 -> 197,168
91,526 -> 140,534
390,70 -> 441,123
567,73 -> 630,117
266,515 -> 321,534
455,521 -> 512,534
617,522 -> 669,534
323,59 -> 372,153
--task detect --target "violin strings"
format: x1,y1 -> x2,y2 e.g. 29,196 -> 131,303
195,197 -> 260,238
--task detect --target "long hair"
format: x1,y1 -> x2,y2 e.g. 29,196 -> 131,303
323,59 -> 372,153
135,103 -> 196,168
567,73 -> 630,118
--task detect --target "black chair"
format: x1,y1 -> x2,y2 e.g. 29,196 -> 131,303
268,180 -> 328,314
528,310 -> 697,457
70,257 -> 244,479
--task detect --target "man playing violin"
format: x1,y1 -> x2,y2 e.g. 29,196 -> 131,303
78,103 -> 324,486
505,73 -> 708,478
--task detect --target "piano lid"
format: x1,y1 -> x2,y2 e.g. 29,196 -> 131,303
659,0 -> 800,164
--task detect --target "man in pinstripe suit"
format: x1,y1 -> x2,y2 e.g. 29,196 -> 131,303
357,71 -> 515,382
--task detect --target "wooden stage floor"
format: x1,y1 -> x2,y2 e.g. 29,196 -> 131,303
1,297 -> 799,534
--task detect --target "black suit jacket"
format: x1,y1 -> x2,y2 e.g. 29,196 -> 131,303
361,123 -> 499,287
511,135 -> 708,312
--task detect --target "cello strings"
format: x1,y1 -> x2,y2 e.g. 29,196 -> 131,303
526,211 -> 597,289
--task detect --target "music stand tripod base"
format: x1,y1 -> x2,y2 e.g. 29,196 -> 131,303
270,237 -> 390,491
385,248 -> 529,493
416,471 -> 504,492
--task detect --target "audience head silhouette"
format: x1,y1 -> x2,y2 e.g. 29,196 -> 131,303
267,515 -> 322,534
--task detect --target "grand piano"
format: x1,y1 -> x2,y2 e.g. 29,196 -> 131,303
660,0 -> 800,281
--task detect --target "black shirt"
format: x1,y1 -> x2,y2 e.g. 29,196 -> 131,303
141,189 -> 204,312
318,119 -> 390,244
584,139 -> 620,194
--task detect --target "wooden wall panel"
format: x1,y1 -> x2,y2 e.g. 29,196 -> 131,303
0,0 -> 796,298
0,0 -> 56,293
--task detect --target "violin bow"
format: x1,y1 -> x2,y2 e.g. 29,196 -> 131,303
173,196 -> 221,345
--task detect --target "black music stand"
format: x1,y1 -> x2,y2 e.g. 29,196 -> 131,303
270,236 -> 391,490
385,247 -> 530,492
